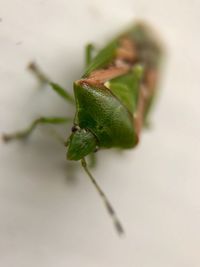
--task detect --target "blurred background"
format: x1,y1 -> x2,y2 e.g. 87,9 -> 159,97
0,0 -> 200,266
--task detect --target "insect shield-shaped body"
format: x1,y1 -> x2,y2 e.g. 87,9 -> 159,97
67,23 -> 162,162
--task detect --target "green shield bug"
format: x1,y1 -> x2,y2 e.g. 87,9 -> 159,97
2,22 -> 163,236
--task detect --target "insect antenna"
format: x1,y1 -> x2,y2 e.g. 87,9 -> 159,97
81,158 -> 124,236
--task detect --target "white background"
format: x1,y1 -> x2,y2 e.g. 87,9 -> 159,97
0,0 -> 200,266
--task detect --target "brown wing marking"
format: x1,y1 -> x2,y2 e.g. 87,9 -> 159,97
78,37 -> 138,87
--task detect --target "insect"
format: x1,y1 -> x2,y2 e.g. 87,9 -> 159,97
2,22 -> 163,235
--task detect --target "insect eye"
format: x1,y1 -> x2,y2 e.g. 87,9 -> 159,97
71,125 -> 80,132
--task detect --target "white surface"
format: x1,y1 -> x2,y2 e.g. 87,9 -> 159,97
0,0 -> 200,266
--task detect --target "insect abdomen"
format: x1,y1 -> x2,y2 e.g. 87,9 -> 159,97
74,22 -> 163,150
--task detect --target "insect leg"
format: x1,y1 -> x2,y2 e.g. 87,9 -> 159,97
2,117 -> 72,143
85,43 -> 95,66
28,62 -> 75,104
